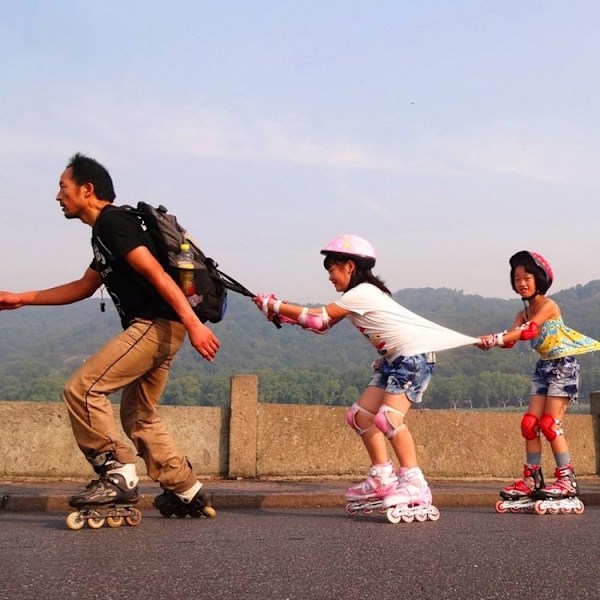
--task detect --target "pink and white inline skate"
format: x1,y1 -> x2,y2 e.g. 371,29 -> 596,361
345,462 -> 398,516
382,467 -> 440,524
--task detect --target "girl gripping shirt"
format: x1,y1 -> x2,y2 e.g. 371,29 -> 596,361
254,233 -> 481,521
336,283 -> 479,360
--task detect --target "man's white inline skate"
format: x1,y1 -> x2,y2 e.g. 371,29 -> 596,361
345,462 -> 398,516
66,454 -> 141,530
381,467 -> 440,524
533,464 -> 584,515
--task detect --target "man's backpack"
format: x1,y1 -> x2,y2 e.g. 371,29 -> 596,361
125,202 -> 230,323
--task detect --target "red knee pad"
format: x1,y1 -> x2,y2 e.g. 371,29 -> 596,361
539,414 -> 559,441
520,413 -> 539,440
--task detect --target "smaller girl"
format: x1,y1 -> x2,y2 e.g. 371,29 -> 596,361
478,250 -> 600,513
255,234 -> 478,522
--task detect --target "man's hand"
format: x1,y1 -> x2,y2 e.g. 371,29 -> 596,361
0,291 -> 27,310
188,322 -> 220,362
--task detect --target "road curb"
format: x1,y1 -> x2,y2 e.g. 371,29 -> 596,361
2,479 -> 600,513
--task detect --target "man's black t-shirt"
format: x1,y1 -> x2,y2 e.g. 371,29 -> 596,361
91,205 -> 178,328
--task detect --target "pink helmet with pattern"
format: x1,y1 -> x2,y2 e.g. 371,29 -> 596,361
509,250 -> 553,295
320,234 -> 376,268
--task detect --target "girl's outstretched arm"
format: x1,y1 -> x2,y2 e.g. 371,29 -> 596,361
477,299 -> 560,350
253,294 -> 350,333
476,310 -> 528,350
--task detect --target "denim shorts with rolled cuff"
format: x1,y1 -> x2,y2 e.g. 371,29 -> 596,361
368,352 -> 435,403
530,355 -> 580,402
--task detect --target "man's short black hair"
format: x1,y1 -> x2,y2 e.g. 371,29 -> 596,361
67,153 -> 116,202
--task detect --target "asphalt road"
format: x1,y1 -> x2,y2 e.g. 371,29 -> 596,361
1,506 -> 599,600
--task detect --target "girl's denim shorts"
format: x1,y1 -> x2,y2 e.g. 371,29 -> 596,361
531,355 -> 580,402
368,353 -> 435,404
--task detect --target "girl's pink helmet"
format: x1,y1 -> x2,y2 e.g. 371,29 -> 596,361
509,250 -> 554,295
320,234 -> 376,268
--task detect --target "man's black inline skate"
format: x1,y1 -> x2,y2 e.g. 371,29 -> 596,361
154,486 -> 216,519
66,453 -> 141,530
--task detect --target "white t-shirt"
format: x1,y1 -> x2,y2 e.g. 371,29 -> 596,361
335,283 -> 479,360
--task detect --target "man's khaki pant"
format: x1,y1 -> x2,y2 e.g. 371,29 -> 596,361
63,318 -> 197,493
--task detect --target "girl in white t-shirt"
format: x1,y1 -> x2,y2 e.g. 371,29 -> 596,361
255,234 -> 478,522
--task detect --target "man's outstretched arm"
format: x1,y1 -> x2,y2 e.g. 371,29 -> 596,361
0,267 -> 102,309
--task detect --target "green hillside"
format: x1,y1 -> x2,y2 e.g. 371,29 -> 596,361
2,281 -> 600,408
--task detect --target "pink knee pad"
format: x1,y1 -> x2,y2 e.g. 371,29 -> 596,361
346,403 -> 375,436
520,413 -> 539,440
539,414 -> 562,441
373,405 -> 406,439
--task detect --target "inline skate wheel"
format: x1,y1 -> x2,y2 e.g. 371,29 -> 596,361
401,514 -> 414,523
574,503 -> 584,515
386,508 -> 402,525
534,500 -> 547,515
87,516 -> 105,529
125,509 -> 143,526
202,506 -> 217,518
428,507 -> 441,521
66,512 -> 85,531
495,500 -> 507,514
106,516 -> 123,528
548,506 -> 559,515
345,504 -> 359,517
415,512 -> 427,522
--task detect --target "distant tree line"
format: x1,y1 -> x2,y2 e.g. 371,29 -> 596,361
2,282 -> 600,409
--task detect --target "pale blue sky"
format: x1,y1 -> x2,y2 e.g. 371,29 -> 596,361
1,1 -> 599,304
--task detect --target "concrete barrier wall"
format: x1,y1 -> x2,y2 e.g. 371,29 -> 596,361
1,375 -> 599,480
0,401 -> 226,480
258,404 -> 598,478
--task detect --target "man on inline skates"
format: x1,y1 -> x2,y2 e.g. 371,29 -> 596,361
0,153 -> 219,528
